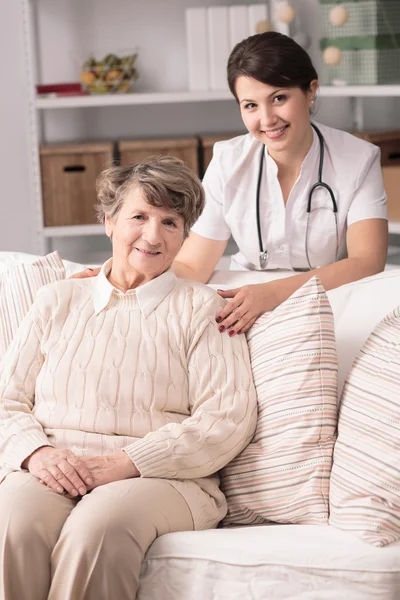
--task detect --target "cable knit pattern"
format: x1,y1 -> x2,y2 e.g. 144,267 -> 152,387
0,264 -> 257,530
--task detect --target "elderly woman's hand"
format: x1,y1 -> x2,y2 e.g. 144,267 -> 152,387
216,282 -> 277,334
80,452 -> 140,490
22,446 -> 93,497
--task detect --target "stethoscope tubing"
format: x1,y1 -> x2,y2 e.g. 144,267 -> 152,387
256,123 -> 339,271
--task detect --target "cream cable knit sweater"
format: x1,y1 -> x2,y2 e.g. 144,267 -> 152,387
0,264 -> 257,529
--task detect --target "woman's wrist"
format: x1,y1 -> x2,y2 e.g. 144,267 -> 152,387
263,281 -> 280,311
21,445 -> 52,470
119,450 -> 140,478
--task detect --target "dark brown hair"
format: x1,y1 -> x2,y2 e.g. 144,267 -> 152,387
96,155 -> 205,238
227,32 -> 318,100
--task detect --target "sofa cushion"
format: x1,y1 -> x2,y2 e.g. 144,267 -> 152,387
0,251 -> 86,278
0,252 -> 65,358
327,269 -> 400,395
138,525 -> 400,600
330,304 -> 400,547
220,276 -> 337,526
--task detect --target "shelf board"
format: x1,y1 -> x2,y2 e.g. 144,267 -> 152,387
35,85 -> 400,110
43,224 -> 104,237
320,85 -> 400,98
35,90 -> 233,109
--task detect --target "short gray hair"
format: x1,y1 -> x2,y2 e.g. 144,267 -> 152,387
96,155 -> 205,237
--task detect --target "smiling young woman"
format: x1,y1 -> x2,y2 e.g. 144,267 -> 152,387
172,31 -> 388,335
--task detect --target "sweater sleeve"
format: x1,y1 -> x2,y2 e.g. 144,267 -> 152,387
124,294 -> 258,479
0,289 -> 53,470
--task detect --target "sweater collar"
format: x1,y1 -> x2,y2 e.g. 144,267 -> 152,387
93,258 -> 177,317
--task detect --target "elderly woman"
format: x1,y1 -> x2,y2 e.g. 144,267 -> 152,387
0,156 -> 257,600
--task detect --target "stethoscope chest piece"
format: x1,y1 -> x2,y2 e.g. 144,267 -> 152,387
259,250 -> 268,269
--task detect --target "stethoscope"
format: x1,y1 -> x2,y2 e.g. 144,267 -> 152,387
256,123 -> 339,271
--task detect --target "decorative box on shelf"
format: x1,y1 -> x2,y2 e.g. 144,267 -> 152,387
118,138 -> 199,174
40,142 -> 114,227
352,130 -> 400,221
198,133 -> 242,176
319,0 -> 400,85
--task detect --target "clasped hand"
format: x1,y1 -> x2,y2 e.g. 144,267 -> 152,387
23,447 -> 139,497
216,282 -> 276,334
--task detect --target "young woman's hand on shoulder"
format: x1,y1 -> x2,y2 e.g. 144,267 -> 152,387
69,267 -> 101,279
216,282 -> 277,334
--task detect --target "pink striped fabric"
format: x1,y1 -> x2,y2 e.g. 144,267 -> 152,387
0,252 -> 65,358
221,277 -> 338,526
330,304 -> 400,547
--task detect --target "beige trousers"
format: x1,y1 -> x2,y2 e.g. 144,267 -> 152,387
0,471 -> 194,600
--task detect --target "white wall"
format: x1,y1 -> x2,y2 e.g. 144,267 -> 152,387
0,0 -> 41,253
1,0 -> 399,258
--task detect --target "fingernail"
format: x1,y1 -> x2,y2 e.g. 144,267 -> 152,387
237,329 -> 242,335
57,487 -> 63,494
217,289 -> 223,292
229,330 -> 235,337
216,316 -> 222,323
71,489 -> 78,497
79,487 -> 86,495
218,325 -> 225,333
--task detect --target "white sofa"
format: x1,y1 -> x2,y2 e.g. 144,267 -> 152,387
1,252 -> 400,599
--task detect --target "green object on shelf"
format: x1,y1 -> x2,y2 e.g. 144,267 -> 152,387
319,0 -> 400,85
320,34 -> 400,50
322,48 -> 400,85
320,0 -> 400,37
319,0 -> 396,3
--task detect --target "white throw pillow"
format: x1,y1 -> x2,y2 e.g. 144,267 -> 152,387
330,303 -> 400,546
0,252 -> 65,358
327,270 -> 400,395
0,251 -> 87,278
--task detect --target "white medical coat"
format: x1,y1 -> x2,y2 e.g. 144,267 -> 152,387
191,123 -> 387,271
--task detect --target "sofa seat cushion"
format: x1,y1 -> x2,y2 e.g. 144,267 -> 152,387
138,525 -> 400,600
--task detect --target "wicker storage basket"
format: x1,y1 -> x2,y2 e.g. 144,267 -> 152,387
118,138 -> 199,174
352,130 -> 400,221
40,142 -> 114,227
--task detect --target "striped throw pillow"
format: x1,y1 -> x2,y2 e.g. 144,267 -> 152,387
0,251 -> 65,358
330,305 -> 400,547
221,276 -> 338,526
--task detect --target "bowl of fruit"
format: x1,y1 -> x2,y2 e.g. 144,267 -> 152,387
80,52 -> 138,94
